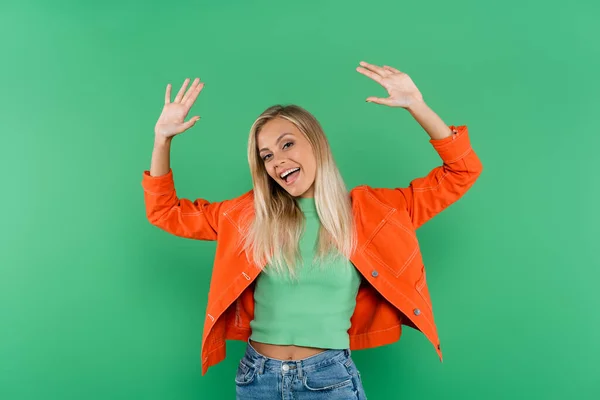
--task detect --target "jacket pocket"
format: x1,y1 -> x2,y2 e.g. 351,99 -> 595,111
365,217 -> 420,277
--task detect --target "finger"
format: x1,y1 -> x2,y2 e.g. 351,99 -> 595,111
184,81 -> 204,108
174,78 -> 190,103
366,96 -> 394,106
356,66 -> 383,85
359,61 -> 388,77
181,116 -> 201,131
182,78 -> 201,104
164,83 -> 172,104
383,65 -> 402,74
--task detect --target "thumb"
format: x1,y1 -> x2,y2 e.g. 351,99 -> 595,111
181,116 -> 201,131
366,97 -> 394,106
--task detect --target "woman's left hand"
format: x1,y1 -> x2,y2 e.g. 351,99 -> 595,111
356,61 -> 423,108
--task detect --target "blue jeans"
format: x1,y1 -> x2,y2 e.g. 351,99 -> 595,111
235,340 -> 368,399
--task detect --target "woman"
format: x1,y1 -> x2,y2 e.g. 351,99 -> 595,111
142,61 -> 483,399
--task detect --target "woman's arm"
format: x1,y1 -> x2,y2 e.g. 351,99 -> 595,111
378,124 -> 482,229
142,168 -> 223,241
406,100 -> 453,141
142,78 -> 223,241
150,136 -> 173,177
357,62 -> 483,229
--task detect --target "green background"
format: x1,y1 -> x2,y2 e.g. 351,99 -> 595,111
1,0 -> 598,399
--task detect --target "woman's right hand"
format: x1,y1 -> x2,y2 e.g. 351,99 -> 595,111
154,77 -> 204,140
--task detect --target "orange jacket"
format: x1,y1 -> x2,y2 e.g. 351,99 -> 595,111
141,125 -> 482,375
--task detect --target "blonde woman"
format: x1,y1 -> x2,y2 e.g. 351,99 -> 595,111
142,61 -> 483,399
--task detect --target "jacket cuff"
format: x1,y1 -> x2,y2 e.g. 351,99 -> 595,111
429,125 -> 472,164
141,168 -> 175,194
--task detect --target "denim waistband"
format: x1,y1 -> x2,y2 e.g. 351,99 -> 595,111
242,340 -> 351,375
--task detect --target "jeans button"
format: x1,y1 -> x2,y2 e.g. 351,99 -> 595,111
282,363 -> 289,372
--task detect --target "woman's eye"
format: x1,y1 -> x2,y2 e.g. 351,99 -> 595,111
283,142 -> 293,150
262,154 -> 271,161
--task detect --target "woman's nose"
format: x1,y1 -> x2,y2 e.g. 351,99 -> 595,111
273,153 -> 285,164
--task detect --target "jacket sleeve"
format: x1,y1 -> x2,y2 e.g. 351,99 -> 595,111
373,125 -> 483,230
141,168 -> 224,241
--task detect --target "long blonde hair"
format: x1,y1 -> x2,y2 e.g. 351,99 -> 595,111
242,104 -> 356,277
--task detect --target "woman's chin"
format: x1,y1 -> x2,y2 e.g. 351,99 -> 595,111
282,184 -> 308,198
292,185 -> 315,198
274,175 -> 314,198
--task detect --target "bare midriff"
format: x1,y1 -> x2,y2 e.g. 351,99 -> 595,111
250,339 -> 327,360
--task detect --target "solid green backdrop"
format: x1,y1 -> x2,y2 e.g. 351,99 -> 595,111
1,0 -> 598,399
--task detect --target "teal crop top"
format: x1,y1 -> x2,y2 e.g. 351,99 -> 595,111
249,197 -> 361,349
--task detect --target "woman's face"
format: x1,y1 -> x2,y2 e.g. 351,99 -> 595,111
256,117 -> 317,198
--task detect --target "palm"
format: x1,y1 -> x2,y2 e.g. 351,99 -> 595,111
356,61 -> 423,108
155,103 -> 189,137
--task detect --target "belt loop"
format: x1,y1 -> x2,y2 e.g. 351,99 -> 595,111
296,360 -> 303,380
258,357 -> 265,375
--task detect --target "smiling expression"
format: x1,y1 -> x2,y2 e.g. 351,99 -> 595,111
256,117 -> 317,198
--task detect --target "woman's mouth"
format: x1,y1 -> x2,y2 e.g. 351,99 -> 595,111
280,167 -> 300,185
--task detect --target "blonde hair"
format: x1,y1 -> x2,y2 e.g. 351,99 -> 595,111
242,104 -> 356,277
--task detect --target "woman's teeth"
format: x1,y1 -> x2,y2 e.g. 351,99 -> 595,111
281,168 -> 300,184
280,168 -> 300,180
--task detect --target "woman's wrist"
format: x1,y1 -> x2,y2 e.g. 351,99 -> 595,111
154,135 -> 173,148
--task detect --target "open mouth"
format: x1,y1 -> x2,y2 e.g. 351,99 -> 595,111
280,167 -> 300,184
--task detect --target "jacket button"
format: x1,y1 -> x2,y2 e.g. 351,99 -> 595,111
371,270 -> 379,277
413,308 -> 421,316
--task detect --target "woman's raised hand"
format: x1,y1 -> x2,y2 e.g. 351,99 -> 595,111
356,62 -> 423,109
154,78 -> 204,139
